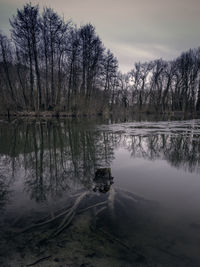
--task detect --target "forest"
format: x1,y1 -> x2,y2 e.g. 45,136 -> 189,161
1,3 -> 200,116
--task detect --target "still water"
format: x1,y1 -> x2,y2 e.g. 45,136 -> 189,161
0,116 -> 200,266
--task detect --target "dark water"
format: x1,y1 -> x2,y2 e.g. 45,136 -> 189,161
0,116 -> 200,266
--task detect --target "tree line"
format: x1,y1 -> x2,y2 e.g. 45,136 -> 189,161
128,50 -> 200,113
0,3 -> 200,115
0,3 -> 118,114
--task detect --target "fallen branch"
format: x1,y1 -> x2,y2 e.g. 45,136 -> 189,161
78,201 -> 107,213
21,192 -> 88,233
53,191 -> 88,236
108,187 -> 115,216
53,211 -> 75,237
95,206 -> 107,216
20,207 -> 71,233
26,255 -> 51,266
58,191 -> 88,230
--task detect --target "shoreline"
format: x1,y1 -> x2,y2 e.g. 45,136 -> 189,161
0,111 -> 104,119
0,110 -> 199,121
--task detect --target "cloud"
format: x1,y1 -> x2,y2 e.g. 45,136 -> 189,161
0,0 -> 200,72
105,42 -> 179,72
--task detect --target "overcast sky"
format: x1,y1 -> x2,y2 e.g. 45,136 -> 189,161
0,0 -> 200,72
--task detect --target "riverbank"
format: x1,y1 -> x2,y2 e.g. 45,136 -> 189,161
0,110 -> 104,119
0,110 -> 199,120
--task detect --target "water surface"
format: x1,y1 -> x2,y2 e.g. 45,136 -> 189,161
0,116 -> 200,266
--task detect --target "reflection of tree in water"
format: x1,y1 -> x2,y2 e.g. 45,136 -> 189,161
0,174 -> 11,211
1,120 -> 200,207
0,155 -> 15,210
1,120 -> 200,203
0,121 -> 200,266
120,133 -> 200,173
0,120 -> 116,203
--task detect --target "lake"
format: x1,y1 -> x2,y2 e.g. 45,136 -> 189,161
0,115 -> 200,266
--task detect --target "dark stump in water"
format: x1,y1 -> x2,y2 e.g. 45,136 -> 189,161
93,168 -> 114,193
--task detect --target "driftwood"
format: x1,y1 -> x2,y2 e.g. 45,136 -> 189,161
95,206 -> 107,216
26,255 -> 51,266
57,191 -> 88,230
79,201 -> 107,213
20,188 -> 142,234
21,207 -> 71,233
54,211 -> 75,237
20,192 -> 88,234
19,186 -> 155,245
53,191 -> 88,236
